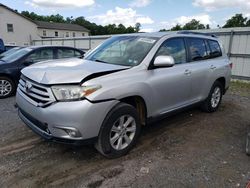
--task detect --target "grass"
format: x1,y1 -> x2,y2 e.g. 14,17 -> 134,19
229,80 -> 250,97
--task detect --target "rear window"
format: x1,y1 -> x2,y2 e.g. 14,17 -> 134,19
208,40 -> 222,58
187,38 -> 209,61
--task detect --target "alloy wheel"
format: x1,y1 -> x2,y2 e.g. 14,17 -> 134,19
110,115 -> 136,150
211,86 -> 221,108
0,79 -> 12,97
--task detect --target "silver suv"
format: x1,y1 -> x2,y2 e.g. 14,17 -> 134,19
16,32 -> 232,158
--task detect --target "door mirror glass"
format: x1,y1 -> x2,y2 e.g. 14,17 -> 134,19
23,59 -> 34,66
154,55 -> 175,67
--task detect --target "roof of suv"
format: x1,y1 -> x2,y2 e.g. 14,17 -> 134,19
26,45 -> 81,50
122,31 -> 218,40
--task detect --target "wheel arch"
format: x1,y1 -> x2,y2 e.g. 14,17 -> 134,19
119,95 -> 147,126
215,77 -> 226,94
0,73 -> 17,85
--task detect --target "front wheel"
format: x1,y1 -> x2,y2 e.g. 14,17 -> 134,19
201,81 -> 223,113
95,103 -> 141,158
0,76 -> 15,99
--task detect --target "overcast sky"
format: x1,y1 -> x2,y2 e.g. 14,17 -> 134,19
1,0 -> 250,32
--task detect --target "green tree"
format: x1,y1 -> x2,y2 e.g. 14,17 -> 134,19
135,22 -> 141,32
246,19 -> 250,26
223,14 -> 247,28
159,29 -> 168,32
171,24 -> 182,31
20,11 -> 136,35
182,19 -> 205,30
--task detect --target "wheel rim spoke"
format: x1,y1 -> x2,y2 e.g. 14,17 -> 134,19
211,86 -> 221,108
123,116 -> 134,128
0,79 -> 12,96
116,137 -> 123,150
126,126 -> 136,132
111,126 -> 120,133
110,115 -> 136,151
110,134 -> 119,145
123,134 -> 131,145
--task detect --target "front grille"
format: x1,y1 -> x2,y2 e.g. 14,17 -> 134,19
18,75 -> 56,107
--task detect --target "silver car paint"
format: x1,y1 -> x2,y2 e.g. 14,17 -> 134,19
16,32 -> 231,141
21,58 -> 128,84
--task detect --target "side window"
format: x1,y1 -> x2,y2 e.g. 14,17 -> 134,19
156,38 -> 186,64
74,50 -> 82,57
187,38 -> 208,61
208,40 -> 222,58
25,48 -> 53,63
57,48 -> 77,58
7,24 -> 14,32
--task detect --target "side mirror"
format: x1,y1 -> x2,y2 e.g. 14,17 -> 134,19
154,55 -> 175,68
23,59 -> 34,66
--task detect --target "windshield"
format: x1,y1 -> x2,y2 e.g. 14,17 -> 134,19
85,36 -> 157,66
1,48 -> 32,62
0,47 -> 22,59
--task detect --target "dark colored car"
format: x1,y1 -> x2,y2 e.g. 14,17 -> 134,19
0,47 -> 23,59
0,46 -> 85,98
4,45 -> 19,51
0,39 -> 4,54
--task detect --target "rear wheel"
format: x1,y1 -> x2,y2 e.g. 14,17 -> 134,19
95,103 -> 141,158
0,76 -> 15,99
201,81 -> 223,113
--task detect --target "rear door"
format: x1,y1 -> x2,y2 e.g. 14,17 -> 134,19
185,37 -> 222,102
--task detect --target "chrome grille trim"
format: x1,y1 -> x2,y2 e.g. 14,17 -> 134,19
18,76 -> 56,107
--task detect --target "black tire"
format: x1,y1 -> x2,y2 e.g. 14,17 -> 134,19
0,76 -> 15,99
201,81 -> 223,113
95,103 -> 141,158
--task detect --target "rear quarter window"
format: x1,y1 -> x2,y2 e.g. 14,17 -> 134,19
208,40 -> 222,58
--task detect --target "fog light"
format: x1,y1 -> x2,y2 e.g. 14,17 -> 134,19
54,126 -> 82,138
66,130 -> 78,137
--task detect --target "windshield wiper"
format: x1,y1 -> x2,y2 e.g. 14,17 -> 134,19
94,59 -> 109,64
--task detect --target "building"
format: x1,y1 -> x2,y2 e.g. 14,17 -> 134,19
35,21 -> 89,39
0,3 -> 89,46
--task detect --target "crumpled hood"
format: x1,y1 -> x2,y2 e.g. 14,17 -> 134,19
21,58 -> 127,85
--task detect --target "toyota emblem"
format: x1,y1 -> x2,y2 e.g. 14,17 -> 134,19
25,82 -> 32,92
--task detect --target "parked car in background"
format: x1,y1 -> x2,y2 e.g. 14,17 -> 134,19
16,32 -> 232,158
4,44 -> 19,51
0,47 -> 23,59
0,46 -> 85,98
0,39 -> 5,54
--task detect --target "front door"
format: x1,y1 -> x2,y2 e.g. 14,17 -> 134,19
148,37 -> 192,116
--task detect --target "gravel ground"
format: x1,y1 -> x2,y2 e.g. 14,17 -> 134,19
0,81 -> 250,188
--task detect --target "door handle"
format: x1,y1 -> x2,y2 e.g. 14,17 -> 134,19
210,65 -> 216,70
184,69 -> 191,75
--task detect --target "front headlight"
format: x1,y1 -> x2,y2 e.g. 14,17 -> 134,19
51,85 -> 102,101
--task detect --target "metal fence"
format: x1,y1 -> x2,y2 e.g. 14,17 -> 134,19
33,35 -> 111,51
33,27 -> 250,80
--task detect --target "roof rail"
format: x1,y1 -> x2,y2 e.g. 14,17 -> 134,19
177,31 -> 217,38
